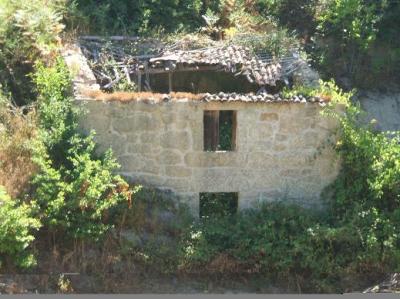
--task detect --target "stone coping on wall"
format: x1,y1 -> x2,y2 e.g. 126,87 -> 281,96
81,89 -> 329,106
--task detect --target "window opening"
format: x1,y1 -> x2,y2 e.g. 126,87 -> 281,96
204,110 -> 236,151
199,192 -> 239,218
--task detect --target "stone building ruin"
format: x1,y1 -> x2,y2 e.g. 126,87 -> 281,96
63,35 -> 341,216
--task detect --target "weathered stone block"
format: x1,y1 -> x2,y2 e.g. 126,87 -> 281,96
161,112 -> 177,124
137,159 -> 160,174
127,143 -> 160,155
157,150 -> 183,165
279,153 -> 309,167
140,132 -> 160,144
288,131 -> 320,149
260,112 -> 279,122
184,152 -> 241,167
304,106 -> 319,117
191,168 -> 232,192
112,114 -> 160,132
118,154 -> 145,172
126,132 -> 140,143
278,117 -> 311,134
164,178 -> 192,192
160,131 -> 190,150
165,166 -> 192,177
94,132 -> 127,156
83,116 -> 111,133
275,133 -> 289,142
279,169 -> 304,177
134,102 -> 158,113
272,144 -> 286,152
247,152 -> 278,169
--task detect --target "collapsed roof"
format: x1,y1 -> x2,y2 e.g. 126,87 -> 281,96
79,35 -> 308,92
148,45 -> 282,86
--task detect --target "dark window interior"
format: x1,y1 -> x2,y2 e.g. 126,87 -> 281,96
204,110 -> 236,151
199,192 -> 239,218
145,70 -> 260,94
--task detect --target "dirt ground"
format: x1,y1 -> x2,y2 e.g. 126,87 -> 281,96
0,273 -> 288,294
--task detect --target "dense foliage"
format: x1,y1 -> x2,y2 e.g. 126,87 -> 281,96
67,0 -> 205,35
0,0 -> 66,104
31,58 -> 133,241
0,186 -> 41,269
312,0 -> 400,87
179,204 -> 360,292
0,0 -> 399,293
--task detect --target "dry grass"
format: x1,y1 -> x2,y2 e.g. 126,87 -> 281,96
0,104 -> 38,198
206,253 -> 242,274
82,90 -> 204,102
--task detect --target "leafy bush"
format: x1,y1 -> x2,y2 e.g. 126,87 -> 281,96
313,0 -> 400,87
282,79 -> 353,105
31,58 -> 134,241
326,103 -> 400,269
67,0 -> 204,35
179,203 -> 364,292
0,0 -> 66,104
330,105 -> 400,216
0,186 -> 41,269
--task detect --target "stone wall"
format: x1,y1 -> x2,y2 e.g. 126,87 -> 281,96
77,98 -> 341,214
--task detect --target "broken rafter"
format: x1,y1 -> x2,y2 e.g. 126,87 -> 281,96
78,36 -> 306,90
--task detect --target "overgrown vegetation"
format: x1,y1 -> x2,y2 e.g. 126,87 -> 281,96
0,0 -> 399,294
64,0 -> 400,87
0,186 -> 41,270
179,203 -> 359,292
0,0 -> 66,104
175,95 -> 400,292
0,89 -> 37,198
0,0 -> 136,270
31,58 -> 134,241
311,0 -> 400,87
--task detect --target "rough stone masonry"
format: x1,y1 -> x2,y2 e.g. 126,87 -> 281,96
63,44 -> 341,215
77,98 -> 340,214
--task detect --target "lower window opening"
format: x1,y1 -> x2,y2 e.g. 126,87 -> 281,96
199,192 -> 238,218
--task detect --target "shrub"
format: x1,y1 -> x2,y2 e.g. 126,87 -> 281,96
282,79 -> 353,105
326,103 -> 400,271
0,186 -> 41,269
0,0 -> 66,104
179,202 -> 365,292
31,58 -> 134,241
